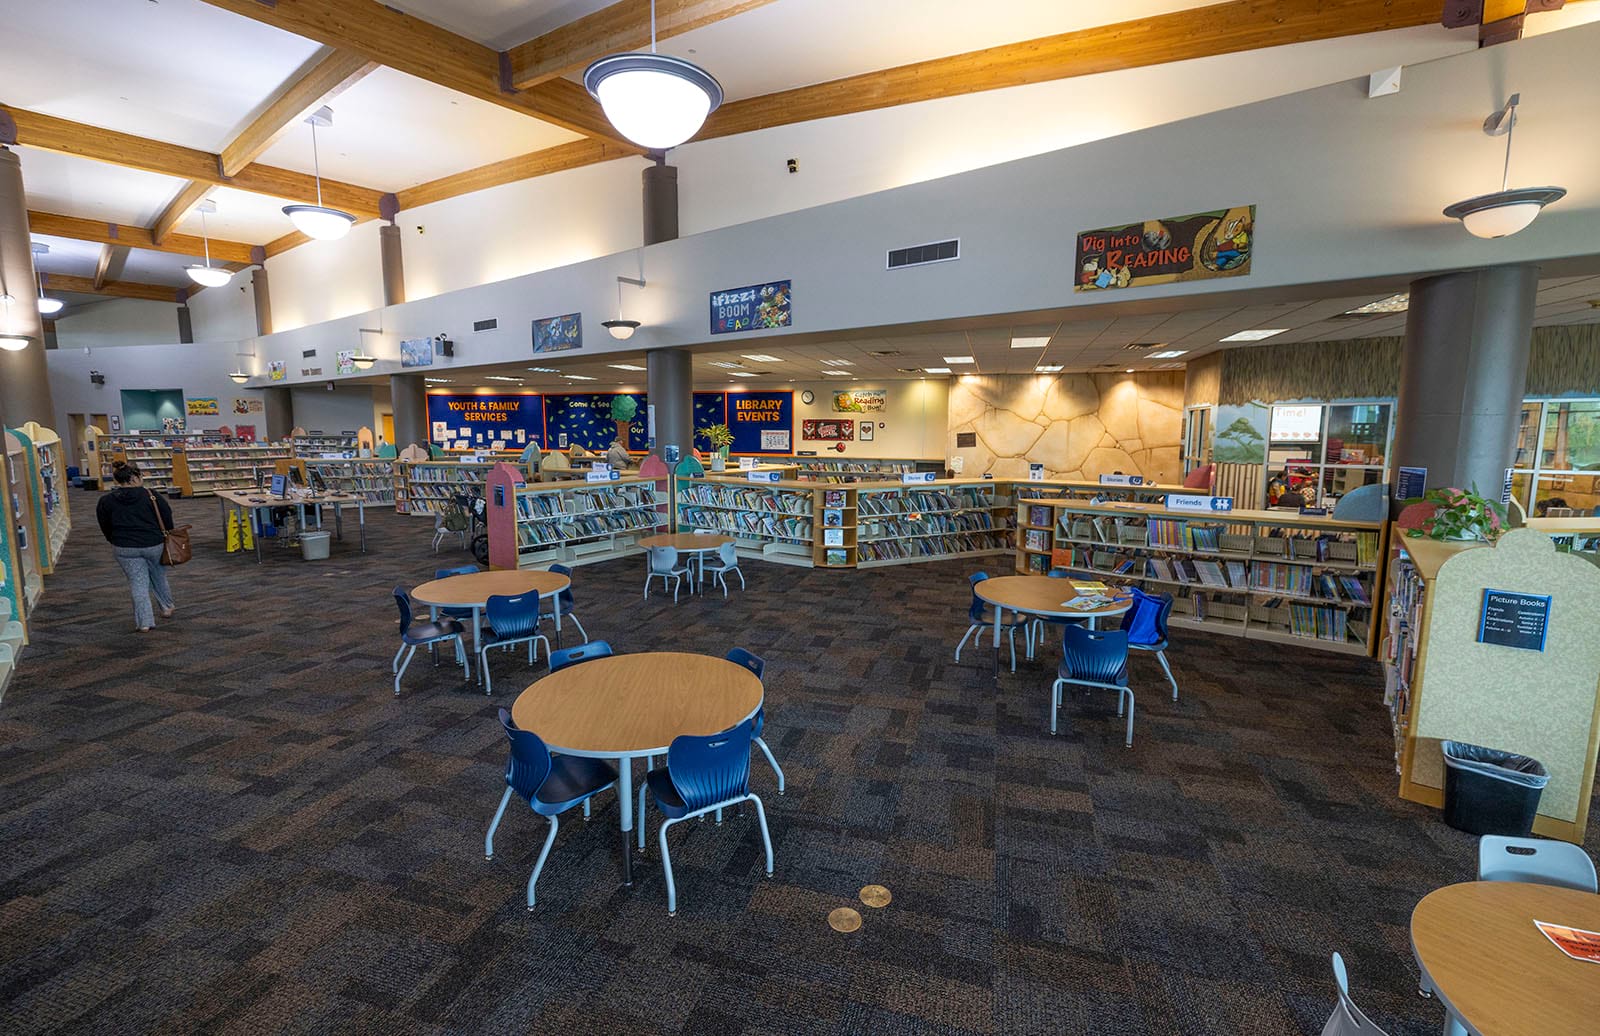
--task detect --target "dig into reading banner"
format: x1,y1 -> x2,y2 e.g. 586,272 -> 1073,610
1076,205 -> 1254,291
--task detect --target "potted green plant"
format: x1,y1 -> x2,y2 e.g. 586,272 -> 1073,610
1403,484 -> 1507,543
697,423 -> 734,466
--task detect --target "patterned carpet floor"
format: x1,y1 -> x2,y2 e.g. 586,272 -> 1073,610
2,489 -> 1595,1035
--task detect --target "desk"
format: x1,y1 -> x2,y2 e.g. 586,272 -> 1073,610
217,489 -> 368,563
974,575 -> 1131,680
1412,881 -> 1600,1035
411,570 -> 570,662
640,533 -> 735,591
512,652 -> 763,886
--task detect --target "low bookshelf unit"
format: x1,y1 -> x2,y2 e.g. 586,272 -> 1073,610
486,466 -> 666,568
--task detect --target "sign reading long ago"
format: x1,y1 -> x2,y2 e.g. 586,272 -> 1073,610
1075,205 -> 1254,292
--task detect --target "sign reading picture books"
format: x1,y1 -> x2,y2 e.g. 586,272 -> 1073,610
832,389 -> 885,413
533,313 -> 582,354
801,419 -> 853,441
710,279 -> 791,334
425,393 -> 545,452
400,337 -> 434,368
1075,205 -> 1254,292
1477,589 -> 1551,652
185,397 -> 219,416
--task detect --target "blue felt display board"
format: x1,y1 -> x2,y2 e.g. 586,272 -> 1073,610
544,393 -> 647,452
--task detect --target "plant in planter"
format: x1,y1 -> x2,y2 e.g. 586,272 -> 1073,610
1403,484 -> 1507,542
697,423 -> 734,460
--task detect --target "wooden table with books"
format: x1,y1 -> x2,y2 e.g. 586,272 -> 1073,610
974,575 -> 1131,682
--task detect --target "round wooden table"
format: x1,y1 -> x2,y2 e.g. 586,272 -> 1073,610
1412,881 -> 1600,1035
411,570 -> 571,659
974,575 -> 1132,679
512,652 -> 763,886
639,533 -> 735,592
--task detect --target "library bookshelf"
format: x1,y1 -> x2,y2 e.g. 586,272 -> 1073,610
486,466 -> 666,569
397,460 -> 499,516
790,458 -> 938,483
305,459 -> 396,504
675,476 -> 820,567
17,423 -> 70,571
173,444 -> 292,496
1382,527 -> 1600,842
3,431 -> 41,682
1017,497 -> 1387,657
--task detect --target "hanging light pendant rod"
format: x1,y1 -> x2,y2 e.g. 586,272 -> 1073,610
282,107 -> 357,241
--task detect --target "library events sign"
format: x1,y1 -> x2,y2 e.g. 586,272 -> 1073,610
710,279 -> 791,334
727,392 -> 793,454
1075,205 -> 1254,292
1477,589 -> 1551,652
545,392 -> 648,451
426,393 -> 545,451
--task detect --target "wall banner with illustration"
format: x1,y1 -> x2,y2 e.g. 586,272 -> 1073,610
336,349 -> 356,375
232,397 -> 263,415
400,337 -> 434,368
533,313 -> 582,354
1075,205 -> 1254,292
710,280 -> 791,334
832,388 -> 885,413
185,397 -> 219,416
425,393 -> 545,452
727,392 -> 793,454
802,418 -> 853,442
545,393 -> 648,451
268,360 -> 286,381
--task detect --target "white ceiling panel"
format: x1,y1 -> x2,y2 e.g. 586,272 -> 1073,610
0,0 -> 321,152
384,0 -> 616,49
251,67 -> 584,191
120,250 -> 206,288
17,148 -> 185,227
176,186 -> 301,246
31,236 -> 105,279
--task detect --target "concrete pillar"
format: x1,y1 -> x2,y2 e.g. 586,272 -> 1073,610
1391,264 -> 1538,510
646,347 -> 692,461
251,266 -> 273,336
390,374 -> 428,453
263,387 -> 294,442
176,304 -> 194,344
642,159 -> 678,246
379,223 -> 406,306
0,146 -> 56,427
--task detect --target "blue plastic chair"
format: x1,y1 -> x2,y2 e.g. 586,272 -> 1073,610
726,648 -> 784,795
954,571 -> 1027,672
1477,835 -> 1598,892
1120,587 -> 1179,701
477,593 -> 550,697
432,564 -> 480,622
391,586 -> 469,696
549,640 -> 614,673
540,563 -> 589,645
1051,625 -> 1135,747
484,709 -> 617,910
638,717 -> 773,915
1321,953 -> 1392,1035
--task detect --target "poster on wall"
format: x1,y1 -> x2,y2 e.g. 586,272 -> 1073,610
186,397 -> 219,416
710,280 -> 791,334
400,337 -> 434,368
533,313 -> 582,354
232,397 -> 263,415
728,392 -> 793,454
832,389 -> 885,413
546,393 -> 648,452
336,349 -> 356,375
1213,403 -> 1268,464
234,424 -> 256,442
109,415 -> 121,432
802,418 -> 853,441
425,393 -> 545,451
268,360 -> 286,381
1075,205 -> 1254,292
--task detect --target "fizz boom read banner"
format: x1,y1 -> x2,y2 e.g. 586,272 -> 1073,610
1075,205 -> 1254,292
710,280 -> 791,334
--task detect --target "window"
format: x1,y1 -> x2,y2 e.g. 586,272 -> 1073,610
1260,402 -> 1391,506
1182,406 -> 1212,475
1512,399 -> 1600,517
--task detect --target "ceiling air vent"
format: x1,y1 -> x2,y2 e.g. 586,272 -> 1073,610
473,318 -> 498,333
887,239 -> 959,270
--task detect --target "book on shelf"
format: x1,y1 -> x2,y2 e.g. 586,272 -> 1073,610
825,548 -> 850,565
1027,505 -> 1051,528
1024,529 -> 1050,552
823,528 -> 845,547
1026,553 -> 1048,573
823,490 -> 846,507
823,508 -> 843,528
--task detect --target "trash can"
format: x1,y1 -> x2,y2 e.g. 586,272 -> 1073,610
1441,740 -> 1549,836
300,531 -> 332,561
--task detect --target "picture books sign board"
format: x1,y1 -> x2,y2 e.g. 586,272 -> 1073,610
1075,205 -> 1253,292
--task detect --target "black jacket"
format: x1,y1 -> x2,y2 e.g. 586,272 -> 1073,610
96,487 -> 174,549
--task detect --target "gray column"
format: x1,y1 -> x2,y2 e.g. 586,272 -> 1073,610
263,387 -> 294,442
642,159 -> 678,245
646,347 -> 692,461
0,146 -> 55,427
1391,264 -> 1538,510
390,373 -> 428,453
379,223 -> 406,306
176,304 -> 194,344
251,266 -> 273,336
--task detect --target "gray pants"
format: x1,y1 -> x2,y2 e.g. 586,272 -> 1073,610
113,544 -> 175,629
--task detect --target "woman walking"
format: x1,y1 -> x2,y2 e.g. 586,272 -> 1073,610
95,462 -> 177,632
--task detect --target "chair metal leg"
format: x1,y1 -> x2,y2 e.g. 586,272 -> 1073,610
485,786 -> 513,859
735,567 -> 745,590
1123,689 -> 1135,748
748,793 -> 774,878
527,813 -> 560,910
754,736 -> 785,794
659,817 -> 679,915
715,807 -> 723,825
394,644 -> 417,697
479,646 -> 492,697
717,572 -> 727,598
566,614 -> 588,643
954,624 -> 979,661
1156,650 -> 1178,701
644,572 -> 651,600
391,643 -> 406,674
672,575 -> 680,603
1050,678 -> 1063,734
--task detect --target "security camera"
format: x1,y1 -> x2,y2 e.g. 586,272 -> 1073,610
89,370 -> 106,385
786,158 -> 798,174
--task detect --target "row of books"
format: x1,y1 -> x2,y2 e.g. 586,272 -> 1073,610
1147,518 -> 1224,551
858,530 -> 1010,561
857,488 -> 994,516
863,512 -> 998,542
677,485 -> 813,515
1285,603 -> 1350,642
678,505 -> 813,543
517,488 -> 658,520
517,513 -> 662,547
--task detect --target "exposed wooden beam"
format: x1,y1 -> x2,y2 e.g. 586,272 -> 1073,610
152,182 -> 214,246
92,244 -> 115,290
264,228 -> 316,259
395,139 -> 637,210
28,210 -> 255,265
222,48 -> 377,177
41,272 -> 182,303
504,0 -> 775,89
5,106 -> 384,219
193,0 -> 635,147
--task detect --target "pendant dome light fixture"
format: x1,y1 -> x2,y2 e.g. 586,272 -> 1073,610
603,274 -> 647,340
184,199 -> 234,287
282,106 -> 356,241
1444,93 -> 1566,239
30,243 -> 65,315
583,0 -> 723,151
0,291 -> 29,351
351,353 -> 377,370
228,369 -> 250,384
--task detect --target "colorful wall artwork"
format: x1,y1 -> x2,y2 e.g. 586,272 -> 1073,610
533,313 -> 583,354
400,337 -> 435,368
832,389 -> 886,413
185,397 -> 219,416
710,280 -> 791,334
1075,205 -> 1254,292
802,418 -> 853,441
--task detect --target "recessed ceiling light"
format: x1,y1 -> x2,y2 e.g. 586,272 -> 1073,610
1343,293 -> 1410,315
1124,368 -> 1135,374
923,367 -> 953,374
528,367 -> 560,373
564,374 -> 597,381
728,371 -> 757,378
1146,349 -> 1188,359
424,378 -> 452,384
485,375 -> 524,382
820,359 -> 853,366
608,363 -> 646,371
708,360 -> 744,369
943,356 -> 974,364
819,369 -> 852,376
1035,364 -> 1064,373
742,354 -> 781,362
1219,329 -> 1288,342
868,349 -> 902,357
1011,336 -> 1050,348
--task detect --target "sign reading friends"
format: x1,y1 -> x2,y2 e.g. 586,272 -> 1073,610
1075,205 -> 1254,292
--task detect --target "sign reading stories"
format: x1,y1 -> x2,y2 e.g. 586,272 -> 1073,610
1075,205 -> 1254,292
710,280 -> 791,334
533,313 -> 582,354
426,393 -> 545,451
1477,589 -> 1551,652
727,392 -> 793,454
186,397 -> 219,416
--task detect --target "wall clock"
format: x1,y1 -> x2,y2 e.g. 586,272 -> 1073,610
800,390 -> 815,404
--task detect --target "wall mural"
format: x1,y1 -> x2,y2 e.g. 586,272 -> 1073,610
1075,205 -> 1254,292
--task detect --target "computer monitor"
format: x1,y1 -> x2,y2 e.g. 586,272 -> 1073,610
270,474 -> 287,498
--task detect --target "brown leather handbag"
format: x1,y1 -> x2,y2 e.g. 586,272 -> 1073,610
148,490 -> 192,566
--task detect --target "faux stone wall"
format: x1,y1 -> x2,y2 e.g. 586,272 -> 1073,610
946,371 -> 1185,482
